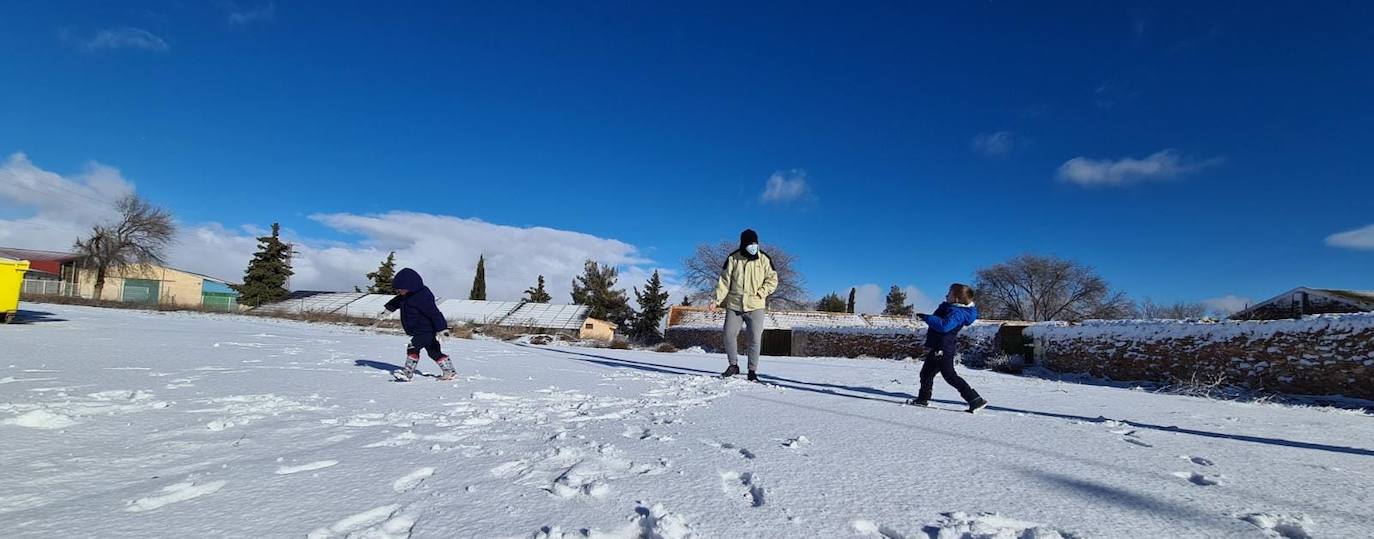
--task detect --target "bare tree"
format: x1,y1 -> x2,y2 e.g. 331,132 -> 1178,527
682,240 -> 808,309
1138,298 -> 1207,320
973,254 -> 1134,321
72,195 -> 177,300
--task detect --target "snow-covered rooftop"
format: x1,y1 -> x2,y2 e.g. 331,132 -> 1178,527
667,306 -> 933,331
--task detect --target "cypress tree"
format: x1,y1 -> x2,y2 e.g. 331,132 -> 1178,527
570,259 -> 633,327
817,292 -> 847,313
630,270 -> 671,343
846,287 -> 857,313
234,223 -> 294,307
469,255 -> 487,300
884,285 -> 914,316
366,251 -> 397,294
524,275 -> 552,303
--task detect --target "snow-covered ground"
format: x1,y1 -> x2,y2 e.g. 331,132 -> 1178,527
3,304 -> 1373,538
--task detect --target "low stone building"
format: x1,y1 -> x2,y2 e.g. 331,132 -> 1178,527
1230,287 -> 1374,320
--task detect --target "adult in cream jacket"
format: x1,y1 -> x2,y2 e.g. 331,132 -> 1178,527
708,229 -> 778,381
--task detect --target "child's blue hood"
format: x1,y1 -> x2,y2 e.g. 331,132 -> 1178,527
394,268 -> 423,291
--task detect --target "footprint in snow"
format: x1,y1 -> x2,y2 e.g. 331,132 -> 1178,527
392,467 -> 435,493
851,519 -> 907,539
1173,471 -> 1221,486
1180,455 -> 1215,466
719,471 -> 765,507
1111,429 -> 1153,447
703,440 -> 755,459
125,480 -> 227,513
1240,513 -> 1315,539
914,512 -> 1079,539
307,504 -> 419,539
275,460 -> 339,475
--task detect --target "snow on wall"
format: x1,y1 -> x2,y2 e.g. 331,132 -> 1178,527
1025,313 -> 1374,399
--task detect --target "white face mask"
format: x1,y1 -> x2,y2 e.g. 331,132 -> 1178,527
745,243 -> 759,256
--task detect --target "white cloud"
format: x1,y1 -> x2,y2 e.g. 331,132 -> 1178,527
760,170 -> 810,204
0,152 -> 679,304
1202,295 -> 1252,316
78,27 -> 169,52
1325,224 -> 1374,251
848,284 -> 934,315
971,131 -> 1020,157
227,2 -> 276,25
0,153 -> 132,249
1093,80 -> 1141,109
1056,149 -> 1222,187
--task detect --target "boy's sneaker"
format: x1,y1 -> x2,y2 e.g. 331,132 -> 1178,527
437,371 -> 457,381
392,369 -> 415,382
720,365 -> 740,378
905,398 -> 929,407
967,397 -> 989,413
747,371 -> 759,382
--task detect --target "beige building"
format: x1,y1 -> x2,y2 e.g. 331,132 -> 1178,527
71,264 -> 241,310
578,318 -> 618,342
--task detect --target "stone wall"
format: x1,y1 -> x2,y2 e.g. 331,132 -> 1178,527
666,322 -> 1017,366
1025,314 -> 1374,399
791,323 -> 1014,364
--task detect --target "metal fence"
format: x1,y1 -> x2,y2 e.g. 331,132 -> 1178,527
20,278 -> 243,312
20,279 -> 79,297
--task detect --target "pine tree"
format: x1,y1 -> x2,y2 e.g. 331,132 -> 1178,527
469,255 -> 487,300
366,251 -> 397,294
680,296 -> 693,307
884,285 -> 914,316
846,287 -> 857,313
570,260 -> 633,327
629,271 -> 671,343
817,292 -> 847,313
524,275 -> 552,303
234,223 -> 294,307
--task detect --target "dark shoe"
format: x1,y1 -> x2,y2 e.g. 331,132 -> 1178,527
721,365 -> 740,378
967,398 -> 988,413
905,398 -> 928,407
747,371 -> 758,382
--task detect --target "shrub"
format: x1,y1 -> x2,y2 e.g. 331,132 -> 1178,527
447,324 -> 475,339
654,342 -> 678,353
608,339 -> 632,350
476,324 -> 539,341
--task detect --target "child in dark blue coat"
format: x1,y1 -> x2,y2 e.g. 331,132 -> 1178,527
907,283 -> 988,412
384,268 -> 456,381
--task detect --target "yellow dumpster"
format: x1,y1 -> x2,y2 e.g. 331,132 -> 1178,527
0,257 -> 29,324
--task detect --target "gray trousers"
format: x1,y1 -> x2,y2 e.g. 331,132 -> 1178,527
724,309 -> 766,371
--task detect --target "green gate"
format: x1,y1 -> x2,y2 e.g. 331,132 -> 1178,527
202,292 -> 239,312
122,279 -> 161,304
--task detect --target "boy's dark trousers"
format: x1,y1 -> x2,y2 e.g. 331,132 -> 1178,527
917,348 -> 981,404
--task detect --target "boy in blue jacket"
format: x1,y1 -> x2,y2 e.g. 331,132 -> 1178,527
384,268 -> 456,381
907,283 -> 988,412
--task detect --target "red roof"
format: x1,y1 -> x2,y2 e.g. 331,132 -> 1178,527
0,247 -> 79,263
0,247 -> 79,276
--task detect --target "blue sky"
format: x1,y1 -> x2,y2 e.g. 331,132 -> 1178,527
2,1 -> 1371,312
